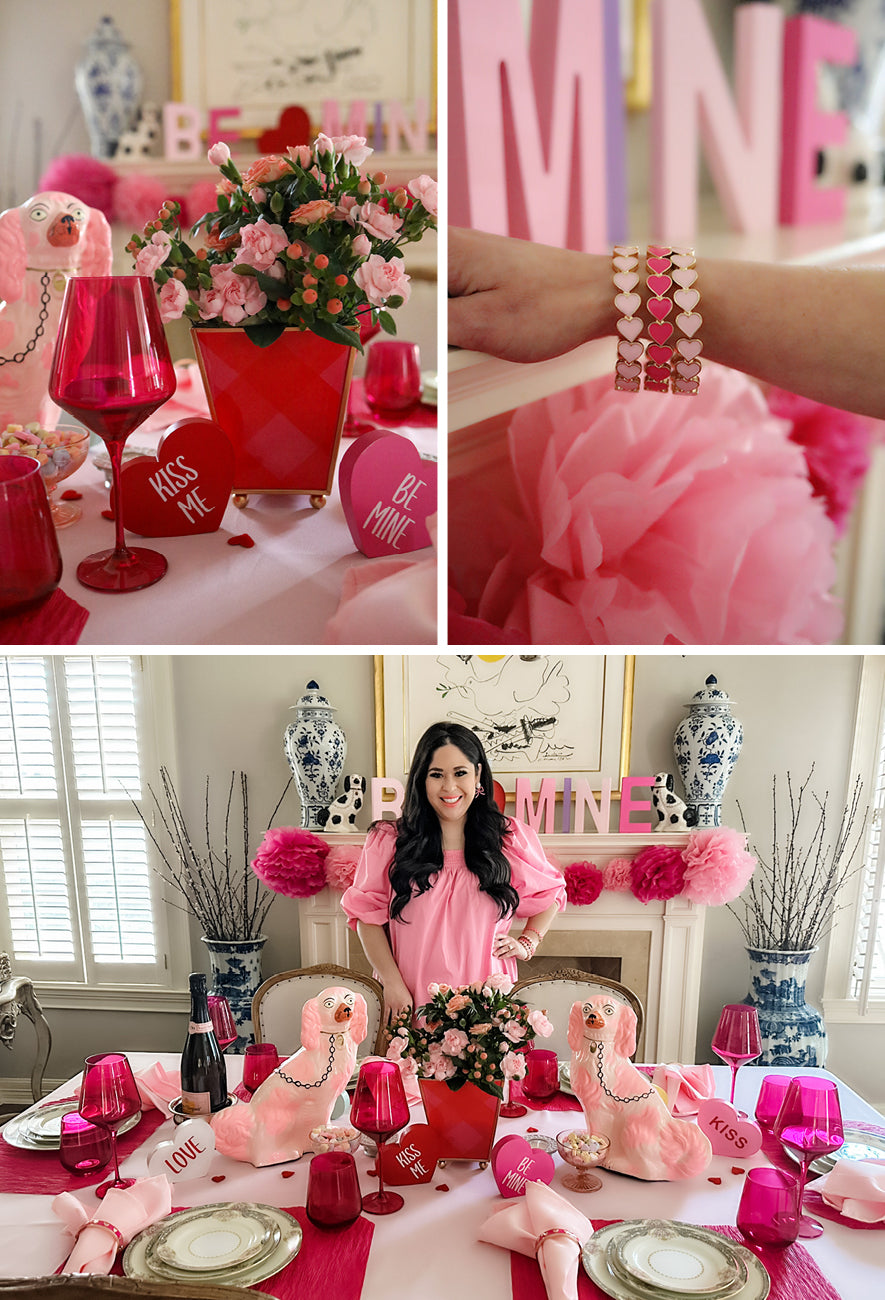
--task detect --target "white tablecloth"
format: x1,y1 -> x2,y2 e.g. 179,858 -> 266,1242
1,1059 -> 882,1296
50,420 -> 436,646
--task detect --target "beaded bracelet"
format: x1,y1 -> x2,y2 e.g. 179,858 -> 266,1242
612,244 -> 643,392
521,925 -> 544,943
670,247 -> 702,395
517,935 -> 536,958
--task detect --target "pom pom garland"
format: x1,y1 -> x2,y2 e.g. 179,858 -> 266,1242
250,826 -> 329,898
681,826 -> 757,906
563,860 -> 604,906
630,844 -> 686,903
602,857 -> 633,892
325,844 -> 361,892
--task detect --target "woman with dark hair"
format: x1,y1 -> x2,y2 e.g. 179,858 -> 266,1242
341,721 -> 566,1021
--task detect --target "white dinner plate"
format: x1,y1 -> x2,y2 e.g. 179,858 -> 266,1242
783,1123 -> 885,1176
149,1203 -> 279,1272
582,1222 -> 770,1300
610,1221 -> 746,1297
1,1101 -> 140,1151
124,1203 -> 301,1287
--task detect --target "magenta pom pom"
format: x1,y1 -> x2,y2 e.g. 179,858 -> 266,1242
251,826 -> 329,898
184,179 -> 222,228
682,826 -> 756,906
602,857 -> 633,892
630,844 -> 686,903
564,860 -> 604,907
325,844 -> 361,892
38,154 -> 117,221
113,173 -> 168,230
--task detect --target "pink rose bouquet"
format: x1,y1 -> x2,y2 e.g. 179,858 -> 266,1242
387,978 -> 553,1099
127,134 -> 437,351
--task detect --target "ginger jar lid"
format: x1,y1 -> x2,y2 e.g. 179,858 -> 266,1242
687,674 -> 735,709
290,680 -> 337,714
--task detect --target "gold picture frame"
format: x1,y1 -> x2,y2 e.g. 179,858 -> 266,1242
623,0 -> 652,112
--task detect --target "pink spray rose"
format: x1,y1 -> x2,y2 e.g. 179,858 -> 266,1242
314,133 -> 373,166
158,277 -> 190,323
290,199 -> 336,226
199,264 -> 267,325
527,1008 -> 554,1038
445,994 -> 471,1016
484,973 -> 513,994
408,174 -> 438,217
441,1028 -> 469,1056
351,231 -> 372,255
354,254 -> 411,306
134,231 -> 171,277
501,1050 -> 527,1081
433,1056 -> 457,1081
357,202 -> 404,241
207,142 -> 231,167
286,144 -> 313,167
503,1020 -> 528,1043
234,218 -> 289,271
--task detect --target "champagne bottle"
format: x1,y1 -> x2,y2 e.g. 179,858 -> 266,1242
180,972 -> 227,1117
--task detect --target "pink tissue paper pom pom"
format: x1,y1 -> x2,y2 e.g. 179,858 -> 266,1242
113,173 -> 169,230
681,826 -> 757,906
564,860 -> 604,906
602,857 -> 633,892
448,363 -> 841,645
184,179 -> 224,229
251,826 -> 329,898
630,844 -> 686,903
38,154 -> 117,221
325,844 -> 361,892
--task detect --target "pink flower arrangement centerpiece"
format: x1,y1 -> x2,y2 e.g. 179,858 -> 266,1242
127,136 -> 437,351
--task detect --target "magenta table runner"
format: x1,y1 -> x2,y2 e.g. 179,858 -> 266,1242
0,1107 -> 166,1195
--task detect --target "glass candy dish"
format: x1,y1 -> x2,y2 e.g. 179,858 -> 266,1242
556,1129 -> 610,1192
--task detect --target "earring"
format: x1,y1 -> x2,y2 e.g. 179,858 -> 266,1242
475,784 -> 485,796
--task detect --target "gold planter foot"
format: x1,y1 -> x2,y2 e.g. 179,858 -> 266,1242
309,494 -> 327,509
233,493 -> 249,509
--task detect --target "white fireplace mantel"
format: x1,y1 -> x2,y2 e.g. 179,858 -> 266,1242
299,833 -> 704,1063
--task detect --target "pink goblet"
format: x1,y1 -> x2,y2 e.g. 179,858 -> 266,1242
350,1060 -> 410,1214
207,995 -> 238,1052
712,1004 -> 762,1104
754,1073 -> 792,1131
737,1167 -> 800,1246
58,1111 -> 112,1177
48,275 -> 176,592
78,1053 -> 142,1197
363,340 -> 421,416
773,1075 -> 844,1238
0,455 -> 62,615
242,1043 -> 279,1095
523,1050 -> 559,1101
306,1151 -> 363,1228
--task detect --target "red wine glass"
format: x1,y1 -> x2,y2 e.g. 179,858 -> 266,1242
78,1053 -> 142,1198
48,275 -> 176,592
207,995 -> 238,1052
242,1043 -> 279,1095
306,1151 -> 363,1228
773,1075 -> 844,1238
711,1004 -> 762,1105
350,1060 -> 410,1214
0,455 -> 62,615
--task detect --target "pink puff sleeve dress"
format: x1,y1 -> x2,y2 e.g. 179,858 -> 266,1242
340,818 -> 566,1006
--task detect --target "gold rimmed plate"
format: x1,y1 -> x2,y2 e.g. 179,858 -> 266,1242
124,1203 -> 301,1288
2,1102 -> 140,1151
582,1222 -> 770,1300
609,1221 -> 746,1298
149,1204 -> 279,1272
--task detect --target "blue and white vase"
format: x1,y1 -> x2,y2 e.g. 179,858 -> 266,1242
673,675 -> 743,827
743,947 -> 827,1067
201,935 -> 267,1052
284,681 -> 347,831
74,15 -> 143,159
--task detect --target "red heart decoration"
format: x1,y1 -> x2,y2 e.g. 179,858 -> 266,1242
491,1134 -> 555,1198
697,1099 -> 762,1158
258,105 -> 311,154
338,430 -> 436,558
378,1124 -> 440,1185
118,418 -> 235,537
645,364 -> 671,384
648,321 -> 674,344
648,296 -> 674,321
647,344 -> 673,365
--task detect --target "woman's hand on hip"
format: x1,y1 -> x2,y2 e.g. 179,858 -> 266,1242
493,931 -> 524,961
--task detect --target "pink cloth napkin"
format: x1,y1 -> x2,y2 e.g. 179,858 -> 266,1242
134,1061 -> 181,1111
53,1175 -> 172,1274
0,588 -> 89,644
811,1158 -> 885,1223
480,1179 -> 595,1300
651,1063 -> 715,1115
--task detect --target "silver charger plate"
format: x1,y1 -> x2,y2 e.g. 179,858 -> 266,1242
582,1222 -> 770,1300
784,1123 -> 885,1176
124,1203 -> 301,1287
1,1101 -> 140,1151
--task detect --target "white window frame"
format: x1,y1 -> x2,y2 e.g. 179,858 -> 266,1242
0,654 -> 191,1013
823,654 -> 885,1025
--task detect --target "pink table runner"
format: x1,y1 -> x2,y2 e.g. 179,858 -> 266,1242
510,1222 -> 842,1300
0,1107 -> 166,1195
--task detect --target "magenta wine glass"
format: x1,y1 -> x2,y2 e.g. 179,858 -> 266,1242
711,1004 -> 762,1104
242,1043 -> 279,1095
58,1112 -> 112,1177
78,1053 -> 142,1197
363,340 -> 422,415
207,995 -> 238,1052
523,1050 -> 560,1100
350,1060 -> 410,1214
773,1075 -> 844,1238
48,276 -> 176,592
0,455 -> 62,615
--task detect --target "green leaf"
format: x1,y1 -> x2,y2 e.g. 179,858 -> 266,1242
243,322 -> 286,348
307,316 -> 362,352
270,190 -> 285,216
254,269 -> 287,297
379,311 -> 397,335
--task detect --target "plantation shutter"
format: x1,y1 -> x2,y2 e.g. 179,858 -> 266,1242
0,655 -> 173,989
852,683 -> 885,1010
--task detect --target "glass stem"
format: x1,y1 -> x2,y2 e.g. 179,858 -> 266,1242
376,1138 -> 388,1204
796,1153 -> 810,1209
729,1064 -> 738,1105
108,1125 -> 122,1185
106,438 -> 132,560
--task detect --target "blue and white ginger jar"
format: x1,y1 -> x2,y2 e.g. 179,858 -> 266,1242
75,15 -> 143,159
284,681 -> 347,831
743,947 -> 826,1067
673,675 -> 743,827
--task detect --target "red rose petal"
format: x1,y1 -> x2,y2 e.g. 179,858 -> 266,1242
227,533 -> 255,548
101,509 -> 114,520
731,1166 -> 745,1175
708,1177 -> 722,1185
60,489 -> 83,500
367,1164 -> 377,1177
211,1174 -> 226,1183
435,1183 -> 449,1192
281,1169 -> 296,1178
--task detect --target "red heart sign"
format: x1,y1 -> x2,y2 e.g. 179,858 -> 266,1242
491,1134 -> 555,1198
338,430 -> 436,558
258,106 -> 311,154
697,1099 -> 762,1158
118,418 -> 235,537
378,1124 -> 440,1185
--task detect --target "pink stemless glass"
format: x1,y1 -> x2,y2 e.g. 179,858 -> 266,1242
737,1167 -> 801,1246
523,1050 -> 559,1101
350,1059 -> 410,1214
711,1004 -> 762,1104
754,1073 -> 792,1131
78,1053 -> 142,1197
306,1151 -> 363,1228
363,340 -> 422,416
773,1075 -> 844,1239
48,275 -> 176,592
242,1043 -> 280,1095
58,1111 -> 112,1177
207,995 -> 238,1052
0,454 -> 62,615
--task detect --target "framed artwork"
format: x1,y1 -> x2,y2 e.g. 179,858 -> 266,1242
623,0 -> 652,112
170,0 -> 436,134
374,655 -> 634,795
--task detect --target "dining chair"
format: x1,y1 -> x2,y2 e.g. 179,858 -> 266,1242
512,966 -> 645,1060
0,951 -> 52,1102
251,962 -> 387,1056
0,1278 -> 267,1298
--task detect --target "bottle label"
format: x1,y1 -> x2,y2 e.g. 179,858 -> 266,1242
188,1021 -> 213,1034
179,1090 -> 211,1117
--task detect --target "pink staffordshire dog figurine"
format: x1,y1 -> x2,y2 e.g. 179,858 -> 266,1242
567,994 -> 711,1181
212,985 -> 367,1167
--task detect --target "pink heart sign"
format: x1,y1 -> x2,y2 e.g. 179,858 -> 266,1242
379,1124 -> 440,1185
338,430 -> 436,558
118,417 -> 235,537
697,1099 -> 762,1158
491,1134 -> 555,1198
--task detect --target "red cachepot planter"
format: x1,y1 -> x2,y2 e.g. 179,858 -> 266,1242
418,1079 -> 501,1164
